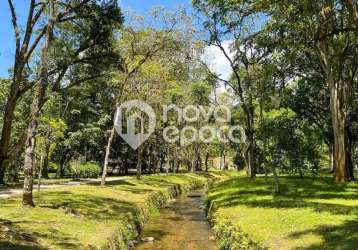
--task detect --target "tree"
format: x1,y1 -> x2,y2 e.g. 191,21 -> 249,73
0,0 -> 106,184
1,0 -> 48,184
262,0 -> 357,182
22,0 -> 56,206
36,97 -> 67,180
101,8 -> 194,184
194,0 -> 271,178
20,0 -> 123,206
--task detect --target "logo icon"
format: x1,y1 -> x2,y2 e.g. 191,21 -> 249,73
114,100 -> 156,149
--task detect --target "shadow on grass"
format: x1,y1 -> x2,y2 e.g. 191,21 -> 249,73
0,242 -> 44,250
289,219 -> 358,250
88,179 -> 136,187
0,218 -> 79,249
1,190 -> 143,249
210,177 -> 358,214
39,191 -> 140,221
0,172 -> 217,249
209,176 -> 358,249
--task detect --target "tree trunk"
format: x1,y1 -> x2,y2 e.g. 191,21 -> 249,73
6,131 -> 28,183
298,164 -> 304,179
37,150 -> 45,192
346,121 -> 355,180
137,146 -> 142,180
272,166 -> 280,194
246,137 -> 255,177
220,147 -> 225,170
205,152 -> 209,172
0,151 -> 9,184
58,158 -> 67,178
22,0 -> 55,206
0,93 -> 20,184
329,143 -> 334,172
101,128 -> 115,185
42,136 -> 50,179
23,83 -> 49,206
160,154 -> 164,172
246,108 -> 256,178
23,118 -> 38,207
173,159 -> 177,173
191,157 -> 196,172
148,150 -> 153,174
329,79 -> 354,182
175,160 -> 180,173
194,144 -> 202,171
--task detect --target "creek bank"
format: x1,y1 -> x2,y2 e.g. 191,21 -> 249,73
135,189 -> 217,250
205,181 -> 263,250
102,175 -> 211,250
0,172 -> 240,249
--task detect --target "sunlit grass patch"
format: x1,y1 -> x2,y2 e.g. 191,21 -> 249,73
208,176 -> 358,249
0,171 -> 238,249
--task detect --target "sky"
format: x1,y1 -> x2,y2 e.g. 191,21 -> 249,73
203,40 -> 234,82
0,0 -> 231,83
120,0 -> 191,13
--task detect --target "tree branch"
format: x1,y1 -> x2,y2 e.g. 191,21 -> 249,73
21,0 -> 36,54
7,0 -> 20,56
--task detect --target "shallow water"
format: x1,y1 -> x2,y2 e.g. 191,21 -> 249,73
135,190 -> 217,250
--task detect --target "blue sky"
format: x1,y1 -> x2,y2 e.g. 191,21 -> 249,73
0,0 -> 191,78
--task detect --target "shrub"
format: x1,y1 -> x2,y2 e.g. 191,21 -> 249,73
70,162 -> 101,178
48,162 -> 59,173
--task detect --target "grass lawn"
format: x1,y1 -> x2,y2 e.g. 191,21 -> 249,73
208,175 -> 358,250
0,171 -> 237,249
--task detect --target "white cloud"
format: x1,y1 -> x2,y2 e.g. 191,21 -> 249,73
202,40 -> 234,82
202,40 -> 236,103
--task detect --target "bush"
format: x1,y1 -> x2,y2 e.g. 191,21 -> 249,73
70,162 -> 101,178
48,162 -> 59,173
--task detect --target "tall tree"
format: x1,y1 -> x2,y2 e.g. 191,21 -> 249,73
1,0 -> 109,184
101,9 -> 192,184
263,0 -> 357,182
22,0 -> 56,206
0,0 -> 48,184
194,0 -> 270,177
21,0 -> 123,206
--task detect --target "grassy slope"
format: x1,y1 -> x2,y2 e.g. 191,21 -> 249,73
0,171 -> 237,250
207,175 -> 358,250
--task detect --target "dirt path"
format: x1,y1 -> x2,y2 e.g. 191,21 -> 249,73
135,190 -> 217,250
0,177 -> 125,199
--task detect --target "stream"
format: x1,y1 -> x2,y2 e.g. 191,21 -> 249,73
135,190 -> 218,250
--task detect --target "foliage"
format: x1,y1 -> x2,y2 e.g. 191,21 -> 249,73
69,162 -> 101,179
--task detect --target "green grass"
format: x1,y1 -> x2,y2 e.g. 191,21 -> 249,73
0,171 -> 238,249
207,175 -> 358,250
